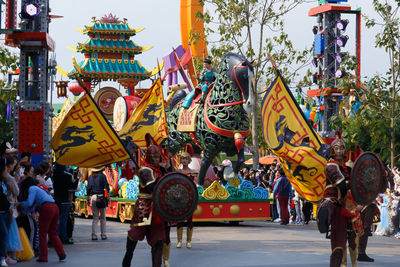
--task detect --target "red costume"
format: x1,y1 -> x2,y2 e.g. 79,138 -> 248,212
318,132 -> 361,267
122,135 -> 167,267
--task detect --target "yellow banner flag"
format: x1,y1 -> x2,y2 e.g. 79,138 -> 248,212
51,93 -> 130,167
52,98 -> 73,136
261,73 -> 330,202
118,78 -> 168,148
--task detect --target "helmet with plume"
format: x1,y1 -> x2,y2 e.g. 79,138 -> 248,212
330,130 -> 345,157
180,144 -> 194,163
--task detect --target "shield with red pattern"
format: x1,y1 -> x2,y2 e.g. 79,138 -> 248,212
350,152 -> 385,205
153,172 -> 198,223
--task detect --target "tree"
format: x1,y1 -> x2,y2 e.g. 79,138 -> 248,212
199,0 -> 311,167
365,0 -> 400,168
0,45 -> 19,142
332,0 -> 400,167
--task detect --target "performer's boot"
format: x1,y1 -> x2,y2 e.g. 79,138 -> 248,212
341,249 -> 347,267
151,240 -> 163,267
340,250 -> 347,267
162,243 -> 171,267
176,227 -> 183,248
331,247 -> 344,267
357,233 -> 374,262
357,254 -> 374,262
349,247 -> 359,267
122,237 -> 138,267
186,227 -> 193,249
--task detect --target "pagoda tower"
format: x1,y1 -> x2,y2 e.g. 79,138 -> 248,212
68,14 -> 158,94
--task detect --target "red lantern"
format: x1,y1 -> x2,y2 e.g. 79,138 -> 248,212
68,82 -> 85,96
55,81 -> 69,97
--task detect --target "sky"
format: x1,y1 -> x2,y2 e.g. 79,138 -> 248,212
2,0 -> 390,103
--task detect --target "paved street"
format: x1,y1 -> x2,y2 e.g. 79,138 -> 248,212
18,217 -> 400,267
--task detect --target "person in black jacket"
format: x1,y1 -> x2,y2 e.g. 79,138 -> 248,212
53,164 -> 75,244
87,166 -> 109,241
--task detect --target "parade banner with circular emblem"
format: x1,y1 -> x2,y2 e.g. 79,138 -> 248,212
94,87 -> 122,120
153,172 -> 198,223
350,152 -> 385,205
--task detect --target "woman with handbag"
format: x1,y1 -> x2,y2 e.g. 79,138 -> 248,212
87,166 -> 109,241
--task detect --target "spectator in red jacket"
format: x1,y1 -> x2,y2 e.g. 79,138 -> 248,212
273,168 -> 293,225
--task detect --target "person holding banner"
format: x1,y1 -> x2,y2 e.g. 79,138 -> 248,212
318,132 -> 359,267
122,134 -> 168,267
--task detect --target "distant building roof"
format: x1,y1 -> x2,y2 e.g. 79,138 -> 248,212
76,38 -> 152,55
68,57 -> 152,80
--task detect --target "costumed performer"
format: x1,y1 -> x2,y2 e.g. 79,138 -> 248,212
182,57 -> 217,109
176,149 -> 198,249
122,134 -> 168,267
318,131 -> 361,267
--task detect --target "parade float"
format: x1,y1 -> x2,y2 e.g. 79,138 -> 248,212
72,12 -> 271,223
75,170 -> 271,223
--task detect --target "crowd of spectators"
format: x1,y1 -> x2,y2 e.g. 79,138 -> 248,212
374,167 -> 400,238
0,141 -> 78,266
235,160 -> 314,226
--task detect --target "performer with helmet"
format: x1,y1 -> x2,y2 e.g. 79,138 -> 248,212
175,147 -> 198,249
318,131 -> 360,267
182,56 -> 217,109
122,134 -> 168,267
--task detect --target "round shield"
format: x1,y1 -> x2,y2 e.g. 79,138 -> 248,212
350,152 -> 385,205
153,172 -> 198,223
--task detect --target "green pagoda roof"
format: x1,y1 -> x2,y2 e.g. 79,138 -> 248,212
68,57 -> 154,80
76,38 -> 152,55
67,14 -> 159,84
85,22 -> 136,36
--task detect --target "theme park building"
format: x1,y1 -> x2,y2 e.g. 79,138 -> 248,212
68,14 -> 156,94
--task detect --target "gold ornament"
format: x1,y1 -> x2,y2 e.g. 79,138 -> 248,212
202,181 -> 230,200
230,177 -> 241,188
193,205 -> 203,217
230,204 -> 240,216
